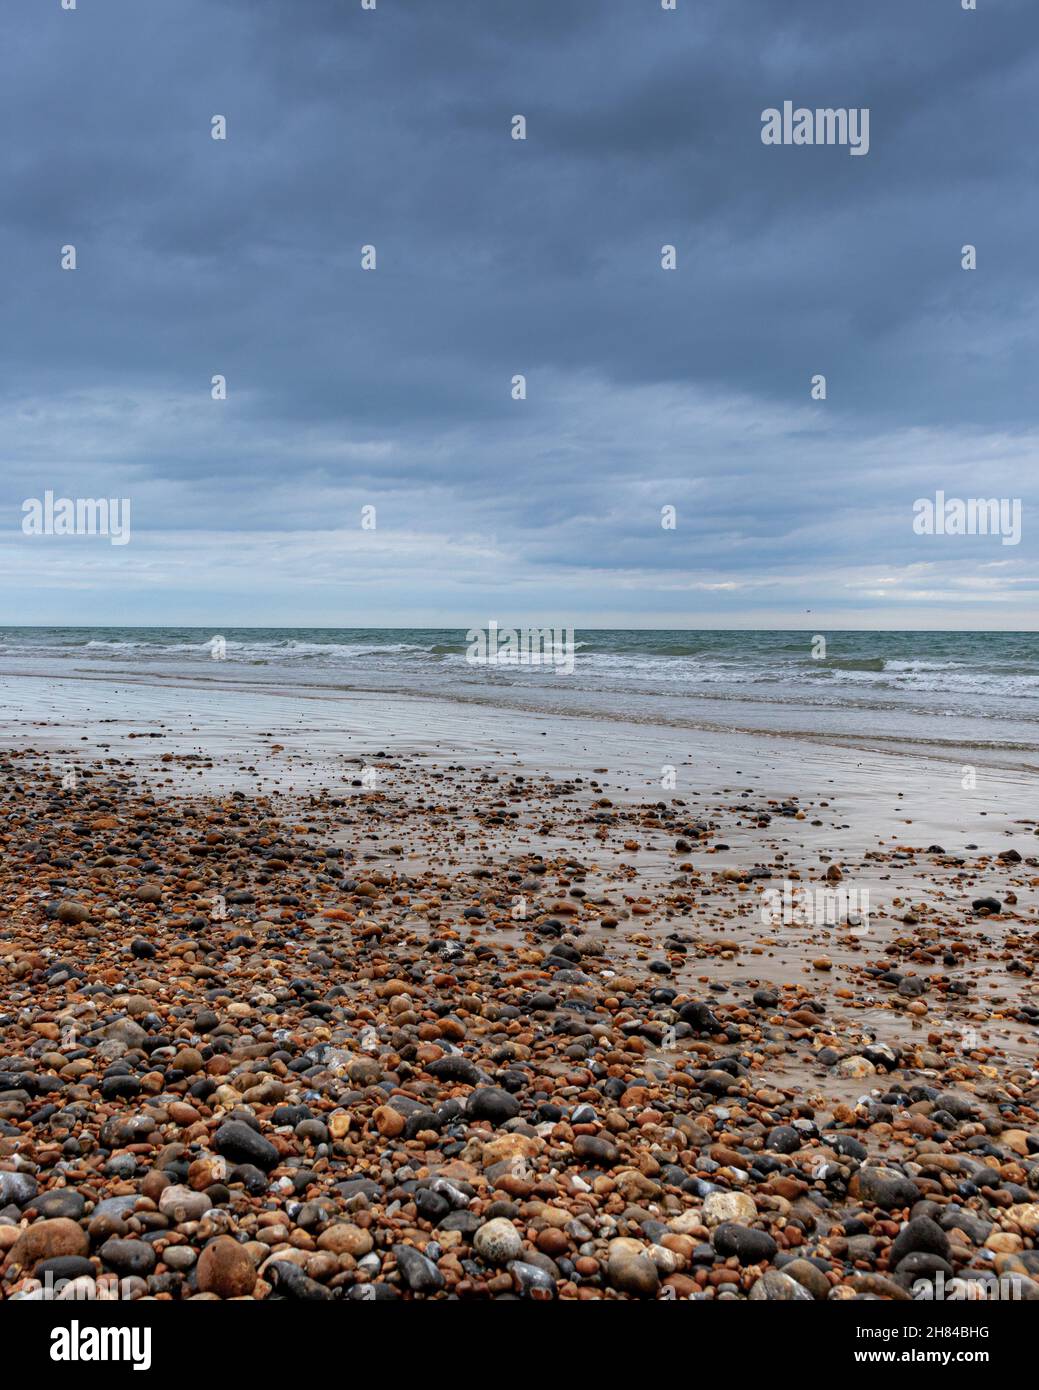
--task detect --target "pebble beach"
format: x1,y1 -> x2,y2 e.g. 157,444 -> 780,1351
2,669 -> 1039,1303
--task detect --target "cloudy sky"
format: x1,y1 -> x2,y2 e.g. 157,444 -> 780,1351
2,0 -> 1037,629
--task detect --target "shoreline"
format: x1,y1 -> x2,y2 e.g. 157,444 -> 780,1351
3,665 -> 1039,776
3,627 -> 1038,772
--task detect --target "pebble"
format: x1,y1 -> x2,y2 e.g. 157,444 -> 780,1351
749,1270 -> 813,1300
703,1191 -> 757,1226
474,1218 -> 523,1266
10,1219 -> 89,1272
712,1222 -> 778,1266
607,1238 -> 660,1297
213,1121 -> 279,1172
197,1236 -> 257,1298
393,1245 -> 445,1294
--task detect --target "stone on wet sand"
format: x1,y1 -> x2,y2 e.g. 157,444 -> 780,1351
855,1166 -> 920,1211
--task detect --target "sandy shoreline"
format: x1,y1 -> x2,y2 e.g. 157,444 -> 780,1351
3,664 -> 1037,790
4,657 -> 1038,771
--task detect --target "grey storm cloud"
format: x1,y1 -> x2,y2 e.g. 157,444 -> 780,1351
1,0 -> 1037,626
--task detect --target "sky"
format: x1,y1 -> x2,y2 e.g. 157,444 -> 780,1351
2,0 -> 1037,629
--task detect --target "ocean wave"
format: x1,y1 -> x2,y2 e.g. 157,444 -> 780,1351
2,631 -> 1038,742
813,657 -> 886,672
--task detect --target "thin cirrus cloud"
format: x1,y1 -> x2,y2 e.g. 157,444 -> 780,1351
0,0 -> 1036,627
